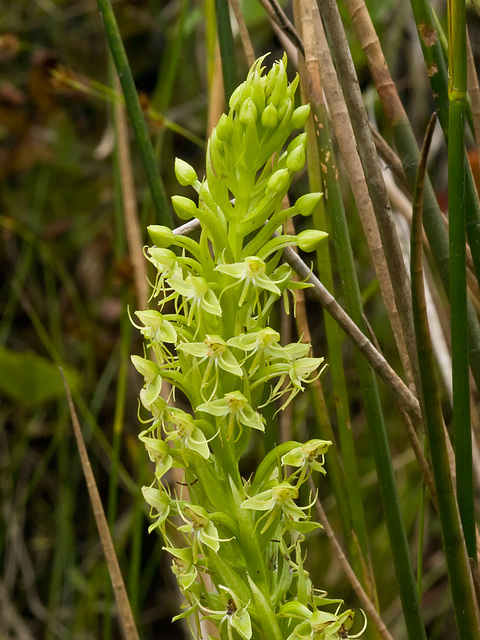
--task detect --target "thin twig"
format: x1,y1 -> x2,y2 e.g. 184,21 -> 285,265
167,218 -> 423,426
255,0 -> 304,56
229,0 -> 256,67
283,246 -> 422,425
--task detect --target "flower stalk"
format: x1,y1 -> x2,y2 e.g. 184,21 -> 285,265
132,55 -> 357,639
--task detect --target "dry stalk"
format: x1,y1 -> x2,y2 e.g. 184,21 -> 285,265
62,372 -> 140,640
317,0 -> 421,401
298,0 -> 416,396
229,0 -> 256,67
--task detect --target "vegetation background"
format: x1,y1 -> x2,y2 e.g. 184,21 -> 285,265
2,0 -> 480,639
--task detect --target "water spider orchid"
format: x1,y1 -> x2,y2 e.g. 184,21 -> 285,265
241,481 -> 311,534
177,334 -> 243,400
196,585 -> 252,640
132,54 -> 357,640
216,256 -> 282,313
197,391 -> 264,441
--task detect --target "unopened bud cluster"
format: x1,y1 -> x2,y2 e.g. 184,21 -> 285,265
132,55 -> 359,640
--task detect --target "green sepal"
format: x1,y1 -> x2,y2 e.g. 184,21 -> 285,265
288,520 -> 322,533
277,601 -> 312,620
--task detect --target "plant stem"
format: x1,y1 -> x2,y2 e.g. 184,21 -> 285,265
448,0 -> 476,560
96,0 -> 170,227
215,0 -> 238,101
411,113 -> 480,639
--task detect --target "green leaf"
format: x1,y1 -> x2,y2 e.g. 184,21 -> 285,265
0,347 -> 81,406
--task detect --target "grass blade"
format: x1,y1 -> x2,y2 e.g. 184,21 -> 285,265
215,0 -> 238,100
96,0 -> 170,226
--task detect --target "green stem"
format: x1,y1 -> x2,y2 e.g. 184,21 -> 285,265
96,0 -> 170,226
411,113 -> 480,639
448,0 -> 476,559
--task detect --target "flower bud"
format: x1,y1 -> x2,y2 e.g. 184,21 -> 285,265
267,168 -> 290,194
239,97 -> 257,125
287,132 -> 307,153
148,224 -> 174,247
174,158 -> 198,186
297,229 -> 329,252
229,82 -> 244,111
251,70 -> 266,114
172,195 -> 197,221
261,103 -> 278,128
277,97 -> 292,121
294,192 -> 323,217
216,113 -> 234,142
268,58 -> 287,106
291,104 -> 311,129
286,143 -> 306,172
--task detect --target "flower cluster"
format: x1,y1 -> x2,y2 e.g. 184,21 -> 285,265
132,55 -> 361,639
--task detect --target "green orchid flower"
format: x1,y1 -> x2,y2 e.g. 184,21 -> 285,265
132,310 -> 177,365
164,546 -> 199,593
177,334 -> 243,399
216,256 -> 282,311
141,485 -> 172,534
177,503 -> 232,563
167,269 -> 222,327
197,391 -> 264,441
138,426 -> 175,482
283,605 -> 361,640
228,327 -> 281,374
131,355 -> 163,409
145,246 -> 178,299
162,407 -> 211,461
197,585 -> 252,640
268,356 -> 326,411
241,481 -> 311,534
281,439 -> 332,482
